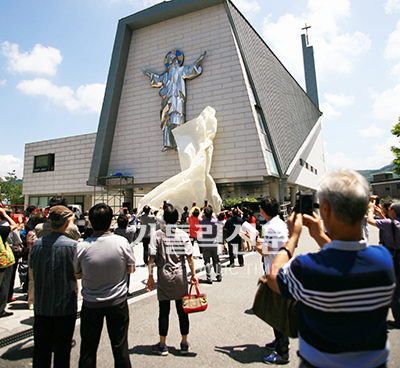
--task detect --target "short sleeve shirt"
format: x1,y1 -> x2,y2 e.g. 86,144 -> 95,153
262,216 -> 288,273
375,217 -> 400,249
149,227 -> 193,301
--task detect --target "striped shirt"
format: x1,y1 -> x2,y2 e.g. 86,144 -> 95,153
277,240 -> 395,368
30,232 -> 78,316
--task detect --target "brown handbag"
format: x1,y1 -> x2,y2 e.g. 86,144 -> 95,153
252,275 -> 299,338
182,282 -> 208,314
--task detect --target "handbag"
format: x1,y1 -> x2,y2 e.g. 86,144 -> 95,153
0,237 -> 15,269
182,282 -> 208,314
252,275 -> 298,338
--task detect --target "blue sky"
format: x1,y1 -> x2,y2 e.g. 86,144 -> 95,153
1,0 -> 400,179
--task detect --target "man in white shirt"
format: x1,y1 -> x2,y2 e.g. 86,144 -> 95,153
255,197 -> 289,364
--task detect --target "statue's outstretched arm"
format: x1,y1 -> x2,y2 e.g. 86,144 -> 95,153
141,68 -> 152,78
193,51 -> 207,67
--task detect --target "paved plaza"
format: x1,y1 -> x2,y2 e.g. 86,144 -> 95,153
0,226 -> 399,367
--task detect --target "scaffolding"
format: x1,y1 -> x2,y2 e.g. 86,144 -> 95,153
93,176 -> 134,216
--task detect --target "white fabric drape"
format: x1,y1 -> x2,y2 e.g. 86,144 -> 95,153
138,106 -> 222,214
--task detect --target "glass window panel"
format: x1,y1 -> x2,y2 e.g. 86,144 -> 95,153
266,151 -> 278,175
29,197 -> 39,206
39,197 -> 49,208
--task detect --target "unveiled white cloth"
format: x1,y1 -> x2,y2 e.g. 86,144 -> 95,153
138,106 -> 222,214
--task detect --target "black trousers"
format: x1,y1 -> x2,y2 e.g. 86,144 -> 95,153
8,260 -> 19,300
0,266 -> 13,314
79,300 -> 131,368
273,328 -> 289,359
202,245 -> 221,281
158,299 -> 189,337
228,241 -> 244,265
390,250 -> 400,322
142,237 -> 150,265
33,313 -> 77,368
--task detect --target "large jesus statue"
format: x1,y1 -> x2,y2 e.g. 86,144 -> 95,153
142,49 -> 206,151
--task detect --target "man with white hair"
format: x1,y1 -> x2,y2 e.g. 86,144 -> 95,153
268,169 -> 395,367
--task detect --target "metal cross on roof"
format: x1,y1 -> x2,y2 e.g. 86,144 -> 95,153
302,23 -> 312,45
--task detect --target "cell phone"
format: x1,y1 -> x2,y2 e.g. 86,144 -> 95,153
375,197 -> 380,206
204,200 -> 208,206
294,191 -> 314,216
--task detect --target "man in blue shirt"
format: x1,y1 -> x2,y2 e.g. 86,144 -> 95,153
30,206 -> 78,368
268,169 -> 395,368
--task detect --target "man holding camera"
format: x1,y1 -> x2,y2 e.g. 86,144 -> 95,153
268,169 -> 395,367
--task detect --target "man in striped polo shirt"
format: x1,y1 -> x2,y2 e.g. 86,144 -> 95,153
268,169 -> 395,368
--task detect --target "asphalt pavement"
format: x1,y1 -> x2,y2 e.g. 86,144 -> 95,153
0,225 -> 399,367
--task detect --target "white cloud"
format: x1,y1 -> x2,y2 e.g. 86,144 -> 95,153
0,155 -> 23,179
232,0 -> 261,18
324,151 -> 359,171
358,124 -> 384,138
262,0 -> 371,81
262,14 -> 305,78
371,83 -> 400,121
0,80 -> 6,86
385,20 -> 400,60
385,20 -> 400,80
325,136 -> 397,171
2,42 -> 63,76
362,136 -> 398,169
385,0 -> 400,14
17,78 -> 106,114
324,93 -> 354,108
319,102 -> 341,120
390,62 -> 400,81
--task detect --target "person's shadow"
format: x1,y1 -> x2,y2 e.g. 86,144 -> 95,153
1,341 -> 34,361
129,344 -> 197,357
214,344 -> 266,363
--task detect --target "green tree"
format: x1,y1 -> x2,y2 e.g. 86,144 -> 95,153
391,118 -> 400,176
222,197 -> 259,208
0,170 -> 23,205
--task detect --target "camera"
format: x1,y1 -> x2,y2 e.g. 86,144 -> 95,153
294,191 -> 315,216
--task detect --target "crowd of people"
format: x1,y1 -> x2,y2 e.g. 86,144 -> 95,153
0,168 -> 399,367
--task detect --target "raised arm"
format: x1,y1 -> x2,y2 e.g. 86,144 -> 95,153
367,199 -> 378,227
302,212 -> 331,248
141,68 -> 151,78
193,51 -> 206,68
0,208 -> 17,232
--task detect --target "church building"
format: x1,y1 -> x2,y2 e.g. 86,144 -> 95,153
23,0 -> 324,212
